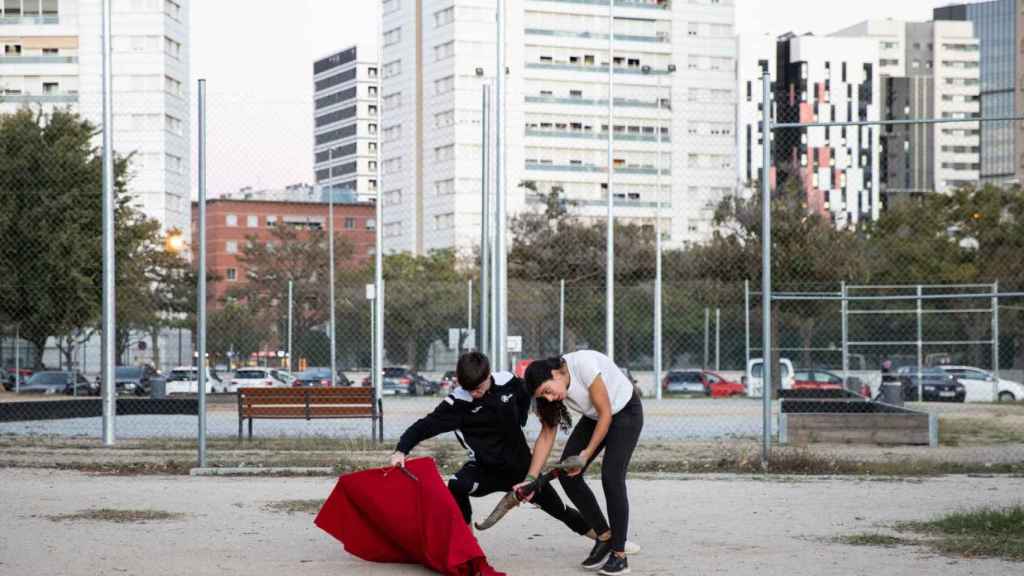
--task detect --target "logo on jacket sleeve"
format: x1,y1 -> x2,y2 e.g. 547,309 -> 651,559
500,393 -> 513,403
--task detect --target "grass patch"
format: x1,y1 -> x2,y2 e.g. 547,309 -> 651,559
48,508 -> 184,523
833,533 -> 913,547
896,505 -> 1024,562
939,417 -> 1024,447
263,499 -> 325,515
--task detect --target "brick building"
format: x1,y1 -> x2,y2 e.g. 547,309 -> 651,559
190,199 -> 376,304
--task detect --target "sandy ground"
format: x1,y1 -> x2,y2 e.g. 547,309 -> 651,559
0,467 -> 1021,576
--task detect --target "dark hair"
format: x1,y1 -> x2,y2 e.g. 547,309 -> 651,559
456,352 -> 490,391
524,357 -> 573,432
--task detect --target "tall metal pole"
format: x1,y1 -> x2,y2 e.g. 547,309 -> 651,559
654,70 -> 663,401
760,64 -> 772,464
328,187 -> 337,385
480,85 -> 490,359
559,279 -> 565,355
287,280 -> 294,371
715,308 -> 721,371
916,284 -> 923,401
495,0 -> 508,370
14,327 -> 19,394
841,281 -> 849,382
197,79 -> 208,467
992,281 -> 1000,396
467,279 -> 473,351
744,280 -> 750,385
605,0 -> 615,361
703,308 -> 710,370
374,5 -> 385,404
101,0 -> 116,446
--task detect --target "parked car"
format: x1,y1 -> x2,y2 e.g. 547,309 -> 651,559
18,371 -> 90,395
270,369 -> 295,386
105,365 -> 164,396
936,365 -> 1024,403
792,369 -> 846,391
663,369 -> 745,397
381,367 -> 437,396
895,367 -> 966,402
230,368 -> 285,391
3,367 -> 33,391
292,367 -> 349,387
163,367 -> 218,395
744,358 -> 795,397
439,370 -> 457,395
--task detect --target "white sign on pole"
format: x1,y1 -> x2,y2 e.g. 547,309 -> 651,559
507,335 -> 522,353
463,329 -> 476,350
365,284 -> 375,300
449,328 -> 461,350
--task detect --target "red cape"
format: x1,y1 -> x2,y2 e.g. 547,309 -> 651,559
315,457 -> 506,576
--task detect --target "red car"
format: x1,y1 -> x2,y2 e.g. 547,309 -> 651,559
792,369 -> 845,391
662,369 -> 745,397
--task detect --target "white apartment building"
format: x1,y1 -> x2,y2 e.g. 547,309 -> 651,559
833,19 -> 981,196
737,33 -> 882,226
735,34 -> 775,191
0,0 -> 190,232
379,0 -> 737,255
313,44 -> 381,203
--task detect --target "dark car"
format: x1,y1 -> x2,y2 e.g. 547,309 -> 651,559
895,367 -> 966,402
439,370 -> 457,394
292,367 -> 349,387
381,367 -> 437,396
105,365 -> 164,396
18,371 -> 91,395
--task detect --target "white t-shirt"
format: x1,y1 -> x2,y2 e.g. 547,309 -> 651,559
562,350 -> 634,420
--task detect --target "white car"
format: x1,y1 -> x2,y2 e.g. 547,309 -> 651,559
744,358 -> 795,397
937,366 -> 1023,402
164,367 -> 217,395
270,369 -> 295,386
228,368 -> 283,392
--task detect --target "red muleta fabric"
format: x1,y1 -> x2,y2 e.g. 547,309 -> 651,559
315,456 -> 506,576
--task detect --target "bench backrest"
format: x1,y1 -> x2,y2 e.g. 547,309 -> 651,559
238,387 -> 376,418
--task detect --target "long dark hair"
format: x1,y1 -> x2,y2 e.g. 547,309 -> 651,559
524,357 -> 573,432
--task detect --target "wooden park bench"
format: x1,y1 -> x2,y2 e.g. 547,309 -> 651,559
237,387 -> 383,442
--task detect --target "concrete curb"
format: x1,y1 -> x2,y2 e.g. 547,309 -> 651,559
189,466 -> 334,476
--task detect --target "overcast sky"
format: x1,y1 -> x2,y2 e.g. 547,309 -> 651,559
189,0 -> 965,198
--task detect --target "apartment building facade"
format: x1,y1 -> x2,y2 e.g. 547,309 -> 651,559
0,0 -> 190,232
313,45 -> 381,203
834,19 -> 981,198
379,0 -> 737,254
934,0 -> 1023,186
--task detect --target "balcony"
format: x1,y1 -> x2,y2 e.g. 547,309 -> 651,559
0,55 -> 77,64
525,129 -> 670,143
525,28 -> 668,43
527,62 -> 672,75
529,0 -> 671,9
525,161 -> 670,175
0,93 -> 78,103
525,95 -> 660,108
0,15 -> 59,25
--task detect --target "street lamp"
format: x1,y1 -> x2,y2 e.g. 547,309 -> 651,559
642,63 -> 675,401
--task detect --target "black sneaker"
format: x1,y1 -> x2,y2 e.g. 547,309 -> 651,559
582,538 -> 613,570
599,554 -> 630,575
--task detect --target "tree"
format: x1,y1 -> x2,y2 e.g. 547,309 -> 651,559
0,109 -> 138,368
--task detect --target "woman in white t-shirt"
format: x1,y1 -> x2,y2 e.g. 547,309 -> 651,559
521,350 -> 643,576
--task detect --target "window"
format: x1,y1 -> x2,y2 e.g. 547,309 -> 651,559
383,27 -> 402,46
164,0 -> 181,20
226,268 -> 237,281
384,189 -> 403,206
384,91 -> 402,110
368,85 -> 377,97
366,219 -> 375,230
435,6 -> 454,27
164,36 -> 182,59
246,215 -> 258,228
383,124 -> 402,142
226,214 -> 238,226
435,179 -> 455,195
164,114 -> 183,135
344,217 -> 355,229
435,109 -> 454,127
368,67 -> 378,79
435,41 -> 454,62
165,153 -> 183,174
225,241 -> 238,254
434,212 -> 455,230
435,144 -> 454,161
383,157 -> 402,174
266,216 -> 278,227
569,89 -> 583,98
42,82 -> 59,94
42,0 -> 57,15
688,22 -> 699,36
383,0 -> 400,14
434,75 -> 454,95
165,75 -> 182,97
384,222 -> 402,238
383,60 -> 401,79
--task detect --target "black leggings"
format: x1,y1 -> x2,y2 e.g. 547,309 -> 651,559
558,392 -> 643,553
447,461 -> 590,536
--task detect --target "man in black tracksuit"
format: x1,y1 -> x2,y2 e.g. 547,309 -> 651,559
390,352 -> 590,536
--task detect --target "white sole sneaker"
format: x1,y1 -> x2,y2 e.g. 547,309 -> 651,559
623,540 -> 641,555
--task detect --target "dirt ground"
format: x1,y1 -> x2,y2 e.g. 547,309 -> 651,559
1,467 -> 1021,576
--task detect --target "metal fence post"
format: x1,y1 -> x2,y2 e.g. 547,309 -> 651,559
841,281 -> 848,381
480,84 -> 490,360
287,280 -> 293,371
495,0 -> 508,371
992,280 -> 1000,395
197,78 -> 208,467
916,284 -> 923,402
715,307 -> 721,371
467,279 -> 473,352
14,326 -> 19,394
559,279 -> 565,355
101,0 -> 116,446
604,0 -> 616,362
703,308 -> 710,370
760,63 -> 772,465
744,280 -> 750,383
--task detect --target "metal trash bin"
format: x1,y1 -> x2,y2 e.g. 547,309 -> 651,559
149,378 -> 167,399
879,375 -> 903,406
